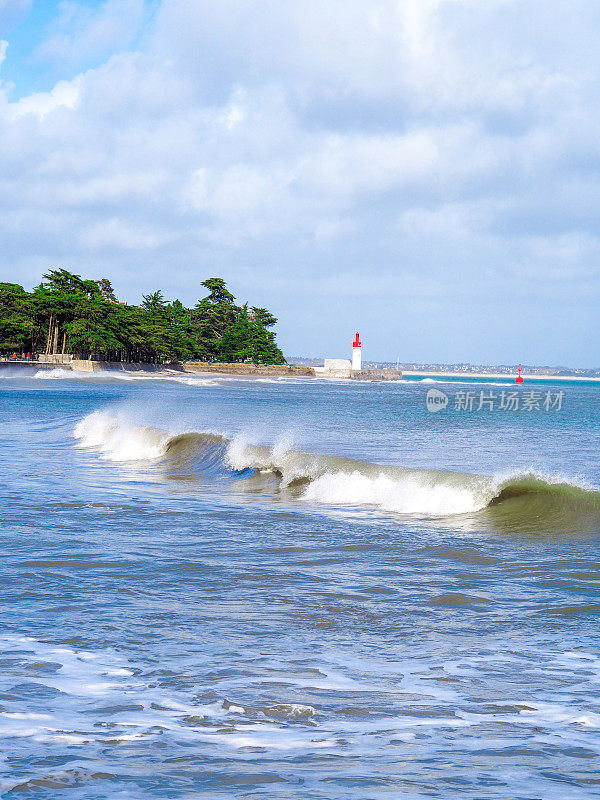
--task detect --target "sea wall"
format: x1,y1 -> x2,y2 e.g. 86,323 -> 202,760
36,354 -> 73,364
71,360 -> 183,373
321,359 -> 352,378
0,361 -> 56,370
183,362 -> 315,377
3,358 -> 315,378
314,364 -> 403,380
351,369 -> 403,381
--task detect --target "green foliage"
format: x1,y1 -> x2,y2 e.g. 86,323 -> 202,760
98,278 -> 117,303
0,283 -> 33,351
0,270 -> 285,364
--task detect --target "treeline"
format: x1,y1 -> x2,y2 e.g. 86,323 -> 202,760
0,270 -> 285,364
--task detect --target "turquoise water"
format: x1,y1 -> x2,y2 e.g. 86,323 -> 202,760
1,369 -> 599,798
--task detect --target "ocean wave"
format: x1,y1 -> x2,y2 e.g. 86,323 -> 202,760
73,412 -> 600,524
413,377 -> 515,387
33,369 -> 221,386
34,368 -> 148,381
74,411 -> 172,461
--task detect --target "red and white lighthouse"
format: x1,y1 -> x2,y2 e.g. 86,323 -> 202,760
352,332 -> 362,371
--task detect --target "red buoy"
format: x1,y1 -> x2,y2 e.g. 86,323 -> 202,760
515,363 -> 523,383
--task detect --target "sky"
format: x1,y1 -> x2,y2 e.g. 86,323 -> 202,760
1,0 -> 599,366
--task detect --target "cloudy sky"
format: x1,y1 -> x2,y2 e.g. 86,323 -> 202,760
1,0 -> 599,366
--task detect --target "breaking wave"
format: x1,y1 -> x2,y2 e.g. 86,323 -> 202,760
34,369 -> 221,386
73,412 -> 600,525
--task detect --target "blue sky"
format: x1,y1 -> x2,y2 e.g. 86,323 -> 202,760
1,0 -> 599,366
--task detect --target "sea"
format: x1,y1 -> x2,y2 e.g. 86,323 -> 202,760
0,368 -> 599,799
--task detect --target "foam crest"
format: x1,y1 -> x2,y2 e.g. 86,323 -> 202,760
34,368 -> 85,380
35,369 -> 221,386
225,433 -> 253,470
225,435 -> 321,486
304,470 -> 487,516
72,414 -> 600,522
74,411 -> 169,462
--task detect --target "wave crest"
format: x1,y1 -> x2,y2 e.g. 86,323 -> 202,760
73,412 -> 600,523
74,411 -> 171,462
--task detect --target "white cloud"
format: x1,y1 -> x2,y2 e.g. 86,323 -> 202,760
0,0 -> 599,363
82,216 -> 177,250
8,75 -> 81,118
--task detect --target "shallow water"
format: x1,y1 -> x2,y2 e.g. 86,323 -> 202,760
1,370 -> 599,798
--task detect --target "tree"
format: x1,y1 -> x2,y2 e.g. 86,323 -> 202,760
142,290 -> 167,315
41,268 -> 100,300
218,303 -> 253,362
191,282 -> 238,360
0,283 -> 33,351
0,273 -> 285,364
63,318 -> 120,356
98,278 -> 117,303
201,278 -> 235,305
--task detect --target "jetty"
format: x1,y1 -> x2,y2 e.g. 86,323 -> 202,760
314,333 -> 403,381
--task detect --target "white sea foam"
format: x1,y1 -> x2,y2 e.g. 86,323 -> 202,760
225,434 -> 295,471
74,411 -> 170,461
409,377 -> 516,387
224,437 -> 490,515
0,635 -> 239,753
34,368 -> 221,386
225,438 -> 597,516
177,376 -> 221,386
0,632 -> 332,794
224,433 -> 252,469
225,435 -> 325,488
303,470 -> 487,516
34,368 -> 143,381
34,368 -> 93,379
0,631 -> 598,798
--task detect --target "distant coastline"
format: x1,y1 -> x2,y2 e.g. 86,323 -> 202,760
3,360 -> 600,384
402,370 -> 600,383
290,357 -> 600,381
